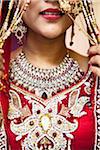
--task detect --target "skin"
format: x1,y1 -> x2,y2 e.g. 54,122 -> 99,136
0,0 -> 100,77
20,0 -> 73,69
17,0 -> 89,71
0,0 -> 100,126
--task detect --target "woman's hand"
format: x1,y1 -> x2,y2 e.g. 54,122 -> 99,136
88,44 -> 100,76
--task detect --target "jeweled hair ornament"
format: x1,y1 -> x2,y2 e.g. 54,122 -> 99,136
58,0 -> 100,45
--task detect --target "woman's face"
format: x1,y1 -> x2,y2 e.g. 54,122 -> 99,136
21,0 -> 73,39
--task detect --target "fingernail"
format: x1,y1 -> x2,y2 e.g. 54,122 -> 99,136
3,59 -> 5,63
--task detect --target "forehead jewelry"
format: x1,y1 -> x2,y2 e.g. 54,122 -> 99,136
58,0 -> 82,14
58,0 -> 100,45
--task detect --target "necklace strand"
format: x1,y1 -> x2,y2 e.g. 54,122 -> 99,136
9,51 -> 84,99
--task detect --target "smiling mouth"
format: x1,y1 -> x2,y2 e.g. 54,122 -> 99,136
40,11 -> 64,16
39,8 -> 65,21
40,8 -> 65,16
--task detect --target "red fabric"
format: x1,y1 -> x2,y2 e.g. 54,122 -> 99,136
0,36 -> 96,149
72,109 -> 95,150
0,37 -> 11,119
6,110 -> 95,150
3,74 -> 96,150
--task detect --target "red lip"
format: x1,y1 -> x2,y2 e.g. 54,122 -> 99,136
41,8 -> 61,13
40,8 -> 64,21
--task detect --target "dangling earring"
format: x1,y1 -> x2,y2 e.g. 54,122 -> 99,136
13,19 -> 27,44
13,0 -> 31,44
70,23 -> 75,46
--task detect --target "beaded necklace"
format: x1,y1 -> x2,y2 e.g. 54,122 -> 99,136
9,51 -> 84,99
8,51 -> 98,150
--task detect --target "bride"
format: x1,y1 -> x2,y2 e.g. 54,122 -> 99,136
0,0 -> 100,149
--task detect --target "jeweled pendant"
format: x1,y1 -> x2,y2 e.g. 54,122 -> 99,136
42,92 -> 48,99
40,115 -> 51,131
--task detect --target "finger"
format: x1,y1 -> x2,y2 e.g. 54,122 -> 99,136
90,65 -> 100,77
0,49 -> 4,54
89,55 -> 100,67
0,58 -> 4,70
0,71 -> 4,79
0,64 -> 4,71
0,57 -> 4,64
88,45 -> 100,55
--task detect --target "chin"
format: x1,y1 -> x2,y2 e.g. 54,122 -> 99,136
42,32 -> 63,39
27,23 -> 67,40
39,27 -> 65,39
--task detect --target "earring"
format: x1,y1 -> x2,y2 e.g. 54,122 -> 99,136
13,0 -> 31,44
13,19 -> 27,44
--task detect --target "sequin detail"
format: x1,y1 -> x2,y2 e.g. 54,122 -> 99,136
10,52 -> 84,98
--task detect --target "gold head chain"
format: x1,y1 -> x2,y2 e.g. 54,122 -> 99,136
58,0 -> 100,45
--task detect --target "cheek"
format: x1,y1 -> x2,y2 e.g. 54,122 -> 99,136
22,9 -> 37,27
64,15 -> 73,29
22,5 -> 73,38
22,0 -> 39,22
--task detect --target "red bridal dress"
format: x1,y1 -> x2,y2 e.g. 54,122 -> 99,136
0,51 -> 100,150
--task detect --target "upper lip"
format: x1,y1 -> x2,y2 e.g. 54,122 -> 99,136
40,8 -> 63,13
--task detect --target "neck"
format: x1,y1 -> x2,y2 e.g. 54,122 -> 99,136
23,30 -> 68,69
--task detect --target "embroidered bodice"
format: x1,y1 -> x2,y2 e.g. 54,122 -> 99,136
0,52 -> 99,150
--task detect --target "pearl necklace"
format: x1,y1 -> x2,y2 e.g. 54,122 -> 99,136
9,51 -> 84,99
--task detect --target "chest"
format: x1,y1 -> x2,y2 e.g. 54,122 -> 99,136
7,75 -> 96,150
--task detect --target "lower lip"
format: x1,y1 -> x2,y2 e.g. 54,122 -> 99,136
40,14 -> 62,21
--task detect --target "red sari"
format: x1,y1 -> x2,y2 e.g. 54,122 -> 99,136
0,53 -> 99,149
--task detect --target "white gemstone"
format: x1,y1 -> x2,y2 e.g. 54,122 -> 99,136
41,115 -> 51,131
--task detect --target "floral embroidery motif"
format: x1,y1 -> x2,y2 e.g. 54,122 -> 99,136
8,87 -> 89,150
8,90 -> 31,120
69,89 -> 89,117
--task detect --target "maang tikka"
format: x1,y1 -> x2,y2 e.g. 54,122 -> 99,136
58,0 -> 82,46
58,0 -> 82,15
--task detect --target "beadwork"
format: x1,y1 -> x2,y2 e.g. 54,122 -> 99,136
7,49 -> 97,150
10,51 -> 84,98
59,0 -> 82,15
8,87 -> 90,150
